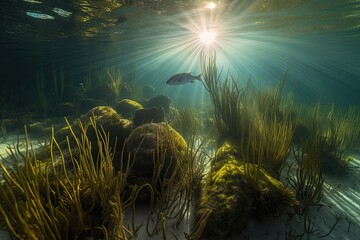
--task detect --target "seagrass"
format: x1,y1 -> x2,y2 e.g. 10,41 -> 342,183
0,118 -> 134,239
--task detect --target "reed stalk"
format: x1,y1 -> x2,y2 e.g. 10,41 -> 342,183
0,117 -> 133,239
288,134 -> 324,215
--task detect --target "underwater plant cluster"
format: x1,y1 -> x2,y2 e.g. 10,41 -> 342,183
0,53 -> 359,240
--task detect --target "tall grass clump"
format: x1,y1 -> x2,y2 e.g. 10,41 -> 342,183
200,52 -> 249,141
297,103 -> 360,176
35,70 -> 48,117
131,124 -> 207,237
0,118 -> 134,239
171,107 -> 200,141
288,133 -> 324,215
52,66 -> 65,105
242,111 -> 293,178
105,66 -> 122,103
200,52 -> 294,178
196,52 -> 297,239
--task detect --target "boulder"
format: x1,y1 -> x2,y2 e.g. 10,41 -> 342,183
126,122 -> 186,186
197,140 -> 298,239
55,106 -> 134,171
115,99 -> 143,118
133,107 -> 165,126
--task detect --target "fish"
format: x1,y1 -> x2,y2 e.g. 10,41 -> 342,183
166,73 -> 202,85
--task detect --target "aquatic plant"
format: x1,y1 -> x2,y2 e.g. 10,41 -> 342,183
51,67 -> 65,105
0,120 -> 7,143
171,107 -> 200,141
321,105 -> 360,168
127,123 -> 207,237
121,71 -> 143,101
76,66 -> 124,106
86,66 -> 124,105
34,67 -> 66,117
242,111 -> 293,179
195,154 -> 297,239
35,70 -> 48,117
0,118 -> 134,239
297,103 -> 360,176
251,74 -> 295,123
150,139 -> 206,236
200,52 -> 249,140
195,52 -> 299,239
105,66 -> 122,103
201,52 -> 293,178
287,134 -> 324,215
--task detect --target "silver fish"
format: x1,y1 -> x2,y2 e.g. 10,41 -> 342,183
166,73 -> 202,85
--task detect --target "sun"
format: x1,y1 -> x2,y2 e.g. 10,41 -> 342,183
198,31 -> 216,45
205,2 -> 217,9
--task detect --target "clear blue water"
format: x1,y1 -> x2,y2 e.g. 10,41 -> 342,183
1,0 -> 359,109
0,2 -> 360,239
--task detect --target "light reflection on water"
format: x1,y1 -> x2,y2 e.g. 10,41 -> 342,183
105,1 -> 358,105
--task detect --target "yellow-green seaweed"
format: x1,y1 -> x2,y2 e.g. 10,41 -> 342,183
0,119 -> 133,239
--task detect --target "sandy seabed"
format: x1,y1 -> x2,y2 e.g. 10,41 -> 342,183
1,133 -> 359,240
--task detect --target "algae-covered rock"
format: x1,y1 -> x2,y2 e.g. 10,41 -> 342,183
115,99 -> 143,118
126,122 -> 186,186
82,106 -> 134,169
211,139 -> 242,172
81,105 -> 119,122
196,140 -> 298,239
55,106 -> 134,170
133,107 -> 165,126
198,161 -> 297,239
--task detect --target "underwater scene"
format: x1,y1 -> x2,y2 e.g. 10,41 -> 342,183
0,0 -> 359,239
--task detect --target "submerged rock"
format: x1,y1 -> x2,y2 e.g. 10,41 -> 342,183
55,106 -> 134,170
82,106 -> 134,169
133,107 -> 165,126
81,105 -> 119,122
115,99 -> 143,118
126,122 -> 186,187
197,140 -> 298,239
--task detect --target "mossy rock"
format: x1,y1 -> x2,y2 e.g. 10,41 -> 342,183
54,106 -> 134,170
56,106 -> 123,144
211,138 -> 243,172
126,122 -> 187,187
133,107 -> 165,126
82,106 -> 134,169
81,105 -> 119,123
115,99 -> 143,118
198,160 -> 298,239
